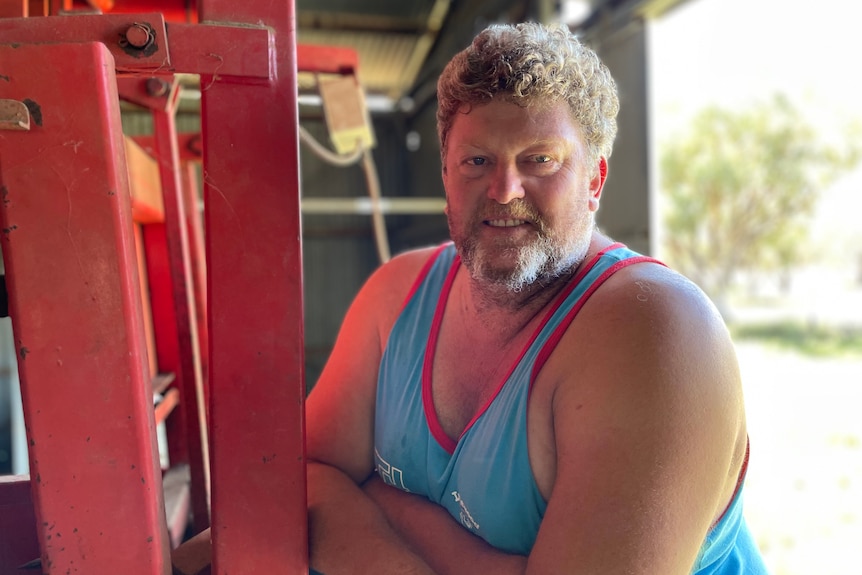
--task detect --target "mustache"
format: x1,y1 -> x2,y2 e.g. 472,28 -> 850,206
479,200 -> 546,230
481,200 -> 538,220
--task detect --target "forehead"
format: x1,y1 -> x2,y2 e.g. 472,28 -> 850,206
448,99 -> 584,152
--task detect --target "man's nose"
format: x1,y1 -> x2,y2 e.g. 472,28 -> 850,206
487,163 -> 525,204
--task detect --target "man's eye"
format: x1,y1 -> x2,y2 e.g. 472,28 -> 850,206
532,155 -> 552,164
467,157 -> 486,166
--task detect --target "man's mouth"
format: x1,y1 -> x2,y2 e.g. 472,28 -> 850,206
485,219 -> 528,227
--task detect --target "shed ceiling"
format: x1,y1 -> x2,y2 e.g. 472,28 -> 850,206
80,0 -> 692,109
294,0 -> 692,107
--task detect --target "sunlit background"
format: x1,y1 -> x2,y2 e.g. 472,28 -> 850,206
651,1 -> 862,573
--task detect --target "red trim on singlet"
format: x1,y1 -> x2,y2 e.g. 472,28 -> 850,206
422,252 -> 463,453
710,437 -> 751,530
529,255 -> 664,385
422,243 -> 650,454
401,243 -> 452,310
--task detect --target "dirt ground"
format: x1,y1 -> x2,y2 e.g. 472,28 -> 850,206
735,341 -> 862,575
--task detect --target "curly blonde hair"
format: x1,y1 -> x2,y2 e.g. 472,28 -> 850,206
436,22 -> 619,163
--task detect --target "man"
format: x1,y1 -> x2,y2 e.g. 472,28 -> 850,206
306,22 -> 767,574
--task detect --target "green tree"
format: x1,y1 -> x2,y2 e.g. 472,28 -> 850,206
660,95 -> 860,306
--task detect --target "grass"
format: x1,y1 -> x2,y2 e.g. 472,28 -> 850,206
729,320 -> 862,358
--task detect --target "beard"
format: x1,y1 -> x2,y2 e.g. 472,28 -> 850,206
448,199 -> 594,293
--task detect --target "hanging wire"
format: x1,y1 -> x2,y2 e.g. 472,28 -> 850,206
298,125 -> 364,167
361,148 -> 391,263
297,125 -> 391,263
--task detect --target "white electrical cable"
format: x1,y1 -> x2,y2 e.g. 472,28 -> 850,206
298,124 -> 391,263
361,148 -> 391,263
298,125 -> 364,167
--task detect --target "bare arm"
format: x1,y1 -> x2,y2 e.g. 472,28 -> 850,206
305,249 -> 440,575
308,463 -> 436,575
524,266 -> 746,574
363,475 -> 528,575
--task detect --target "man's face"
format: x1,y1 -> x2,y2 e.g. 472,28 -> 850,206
442,99 -> 605,292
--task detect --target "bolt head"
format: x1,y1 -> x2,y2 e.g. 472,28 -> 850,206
124,24 -> 153,49
146,78 -> 170,97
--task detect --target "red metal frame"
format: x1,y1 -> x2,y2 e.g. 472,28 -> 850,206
71,0 -> 199,22
167,22 -> 273,80
0,13 -> 272,77
0,1 -> 357,571
0,42 -> 172,573
151,92 -> 212,535
0,13 -> 172,71
179,161 -> 210,412
0,1 -> 26,18
118,73 -> 212,541
297,44 -> 359,75
199,0 -> 308,572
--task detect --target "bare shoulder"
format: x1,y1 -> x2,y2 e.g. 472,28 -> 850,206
355,244 -> 447,339
590,260 -> 736,370
526,261 -> 748,573
562,259 -> 742,407
596,260 -> 728,329
539,258 -> 745,439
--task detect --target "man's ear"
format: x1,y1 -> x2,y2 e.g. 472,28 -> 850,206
588,157 -> 608,212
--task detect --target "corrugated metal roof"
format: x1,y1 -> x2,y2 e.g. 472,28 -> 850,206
297,30 -> 420,98
296,0 -> 452,103
297,0 -> 440,28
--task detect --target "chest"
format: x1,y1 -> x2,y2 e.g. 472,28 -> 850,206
424,315 -> 558,501
430,332 -> 519,439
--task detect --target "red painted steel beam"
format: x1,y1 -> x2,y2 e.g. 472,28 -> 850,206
198,0 -> 307,572
297,44 -> 359,75
0,14 -> 272,78
104,0 -> 198,23
88,0 -> 116,11
143,224 -> 190,464
0,0 -> 26,18
134,133 -> 203,165
180,161 -> 209,412
152,95 -> 212,534
118,76 -> 177,112
28,0 -> 48,17
0,13 -> 170,72
0,42 -> 171,574
0,12 -> 333,87
166,22 -> 273,81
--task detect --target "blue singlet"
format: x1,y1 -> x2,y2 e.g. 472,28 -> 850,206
374,243 -> 769,573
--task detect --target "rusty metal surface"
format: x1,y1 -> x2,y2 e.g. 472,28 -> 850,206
0,42 -> 171,573
198,0 -> 308,572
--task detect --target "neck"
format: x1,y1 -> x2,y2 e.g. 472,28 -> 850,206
454,260 -> 576,346
472,266 -> 574,312
454,232 -> 612,341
